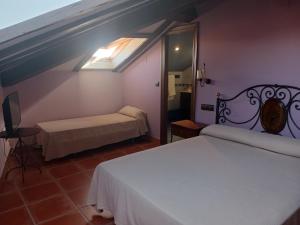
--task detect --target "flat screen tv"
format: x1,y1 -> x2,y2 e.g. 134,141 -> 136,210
2,92 -> 21,136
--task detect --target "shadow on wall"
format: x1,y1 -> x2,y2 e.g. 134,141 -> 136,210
122,42 -> 161,139
3,70 -> 124,126
4,70 -> 78,125
196,0 -> 300,128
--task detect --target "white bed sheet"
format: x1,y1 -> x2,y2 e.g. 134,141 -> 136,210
88,135 -> 300,225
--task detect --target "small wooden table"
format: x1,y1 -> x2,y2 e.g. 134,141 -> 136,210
170,120 -> 207,142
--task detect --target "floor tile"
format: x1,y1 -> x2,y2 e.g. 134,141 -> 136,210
101,151 -> 126,162
85,170 -> 94,178
20,182 -> 61,203
139,140 -> 160,150
28,195 -> 75,223
67,185 -> 90,206
2,157 -> 19,176
0,136 -> 160,225
48,163 -> 81,178
75,157 -> 103,170
80,206 -> 113,225
70,150 -> 96,161
0,207 -> 33,225
0,191 -> 24,213
0,180 -> 15,194
15,170 -> 52,189
58,173 -> 90,191
122,145 -> 143,154
43,157 -> 72,169
41,212 -> 87,225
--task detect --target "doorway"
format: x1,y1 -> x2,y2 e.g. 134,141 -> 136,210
160,23 -> 199,144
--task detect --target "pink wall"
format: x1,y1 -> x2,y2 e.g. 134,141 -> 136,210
2,42 -> 162,140
195,0 -> 300,133
0,86 -> 5,175
3,0 -> 300,143
122,42 -> 162,139
4,70 -> 124,126
0,87 -> 10,177
0,65 -> 124,175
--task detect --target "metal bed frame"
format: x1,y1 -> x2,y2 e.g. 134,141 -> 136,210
216,84 -> 300,138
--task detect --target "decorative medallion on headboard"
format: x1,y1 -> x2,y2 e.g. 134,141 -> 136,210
216,84 -> 300,138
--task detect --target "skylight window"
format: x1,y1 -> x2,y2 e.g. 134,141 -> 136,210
1,0 -> 81,30
82,38 -> 147,70
93,47 -> 117,60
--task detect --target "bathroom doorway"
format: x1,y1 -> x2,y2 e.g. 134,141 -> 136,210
160,23 -> 199,144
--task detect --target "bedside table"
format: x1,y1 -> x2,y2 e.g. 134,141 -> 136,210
170,120 -> 207,142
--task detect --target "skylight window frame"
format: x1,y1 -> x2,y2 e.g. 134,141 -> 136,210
79,34 -> 151,72
74,20 -> 174,72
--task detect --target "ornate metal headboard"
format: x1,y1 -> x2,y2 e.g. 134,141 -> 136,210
216,84 -> 300,138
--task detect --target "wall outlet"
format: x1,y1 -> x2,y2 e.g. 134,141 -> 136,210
201,104 -> 214,111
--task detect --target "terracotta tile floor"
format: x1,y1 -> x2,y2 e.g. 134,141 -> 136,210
0,137 -> 160,225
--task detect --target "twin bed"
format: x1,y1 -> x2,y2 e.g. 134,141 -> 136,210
87,84 -> 300,225
37,106 -> 148,161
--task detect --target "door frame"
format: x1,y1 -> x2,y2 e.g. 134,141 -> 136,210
160,22 -> 199,144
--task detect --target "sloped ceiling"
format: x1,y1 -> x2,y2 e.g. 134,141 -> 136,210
168,31 -> 194,71
0,0 -> 222,87
50,56 -> 83,72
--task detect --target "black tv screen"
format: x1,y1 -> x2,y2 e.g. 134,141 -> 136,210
2,92 -> 21,135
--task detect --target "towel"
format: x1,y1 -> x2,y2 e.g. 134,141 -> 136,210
168,75 -> 176,100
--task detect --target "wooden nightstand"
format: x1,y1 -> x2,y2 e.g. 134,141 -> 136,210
170,120 -> 207,142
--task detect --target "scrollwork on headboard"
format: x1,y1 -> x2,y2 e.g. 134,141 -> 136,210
216,84 -> 300,138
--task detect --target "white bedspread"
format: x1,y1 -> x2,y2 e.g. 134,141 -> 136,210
37,113 -> 147,161
87,134 -> 300,225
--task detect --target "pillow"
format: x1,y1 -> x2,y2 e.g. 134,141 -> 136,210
201,124 -> 300,158
118,106 -> 148,134
119,105 -> 145,118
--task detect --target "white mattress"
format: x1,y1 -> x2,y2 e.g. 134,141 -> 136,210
37,113 -> 147,161
87,133 -> 300,225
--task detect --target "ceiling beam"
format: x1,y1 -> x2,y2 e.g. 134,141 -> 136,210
128,33 -> 151,38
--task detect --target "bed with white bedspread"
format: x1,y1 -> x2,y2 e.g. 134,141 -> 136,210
87,125 -> 300,225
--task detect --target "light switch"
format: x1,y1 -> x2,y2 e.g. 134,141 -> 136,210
201,104 -> 214,111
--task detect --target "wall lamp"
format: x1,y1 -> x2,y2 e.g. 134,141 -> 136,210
197,63 -> 211,87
